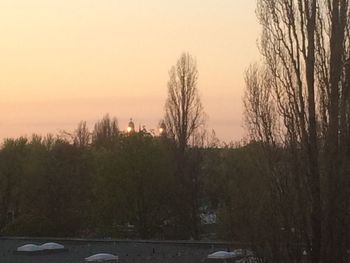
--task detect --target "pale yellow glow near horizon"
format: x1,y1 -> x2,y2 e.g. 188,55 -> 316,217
0,0 -> 259,143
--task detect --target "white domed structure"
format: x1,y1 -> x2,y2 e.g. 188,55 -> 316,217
17,244 -> 43,252
85,253 -> 119,262
39,242 -> 65,250
207,251 -> 236,259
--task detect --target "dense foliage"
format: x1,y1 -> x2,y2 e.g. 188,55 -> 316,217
0,115 -> 270,242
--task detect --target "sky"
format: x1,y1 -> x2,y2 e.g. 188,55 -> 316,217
0,0 -> 260,143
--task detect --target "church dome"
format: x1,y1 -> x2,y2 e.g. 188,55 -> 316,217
127,118 -> 135,133
159,121 -> 166,135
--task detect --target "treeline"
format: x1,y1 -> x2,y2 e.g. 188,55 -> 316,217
0,115 -> 269,242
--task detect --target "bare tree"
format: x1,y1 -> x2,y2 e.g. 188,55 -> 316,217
164,52 -> 205,154
74,121 -> 91,148
92,114 -> 119,148
164,52 -> 206,239
244,0 -> 350,262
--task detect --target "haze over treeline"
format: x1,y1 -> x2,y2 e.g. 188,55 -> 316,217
1,0 -> 350,262
0,54 -> 267,249
0,0 -> 258,142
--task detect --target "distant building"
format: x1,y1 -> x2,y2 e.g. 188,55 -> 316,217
127,118 -> 135,133
159,121 -> 167,137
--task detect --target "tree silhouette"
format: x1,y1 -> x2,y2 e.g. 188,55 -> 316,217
164,52 -> 205,154
244,0 -> 350,261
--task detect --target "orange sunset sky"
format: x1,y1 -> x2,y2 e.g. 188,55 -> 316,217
0,0 -> 259,143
